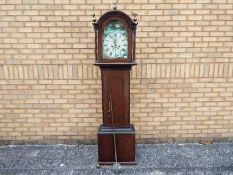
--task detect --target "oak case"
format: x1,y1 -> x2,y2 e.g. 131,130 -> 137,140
93,9 -> 138,165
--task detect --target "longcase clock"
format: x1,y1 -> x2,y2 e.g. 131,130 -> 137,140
92,8 -> 138,165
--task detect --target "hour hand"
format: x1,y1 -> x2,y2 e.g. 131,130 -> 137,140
113,37 -> 117,46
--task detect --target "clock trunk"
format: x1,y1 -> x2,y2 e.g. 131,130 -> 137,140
101,67 -> 130,127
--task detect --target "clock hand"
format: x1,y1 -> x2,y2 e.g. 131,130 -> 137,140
114,37 -> 116,47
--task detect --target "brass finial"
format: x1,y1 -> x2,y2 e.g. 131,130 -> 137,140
91,13 -> 96,24
132,12 -> 138,18
113,3 -> 117,10
132,12 -> 138,24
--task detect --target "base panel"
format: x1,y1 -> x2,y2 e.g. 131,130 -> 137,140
98,124 -> 135,164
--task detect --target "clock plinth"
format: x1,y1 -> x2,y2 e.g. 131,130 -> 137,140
92,10 -> 138,165
98,124 -> 136,165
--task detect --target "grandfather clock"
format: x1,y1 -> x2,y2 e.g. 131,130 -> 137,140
92,7 -> 138,165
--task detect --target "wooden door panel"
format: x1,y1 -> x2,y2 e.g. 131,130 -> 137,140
102,69 -> 130,127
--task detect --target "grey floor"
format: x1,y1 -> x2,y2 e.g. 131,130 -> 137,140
0,142 -> 233,175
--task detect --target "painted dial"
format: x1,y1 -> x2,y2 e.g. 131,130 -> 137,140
102,20 -> 128,59
103,32 -> 127,58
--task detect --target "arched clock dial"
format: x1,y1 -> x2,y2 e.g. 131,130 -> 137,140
102,20 -> 128,59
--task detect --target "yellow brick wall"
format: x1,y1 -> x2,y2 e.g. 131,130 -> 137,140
0,0 -> 233,144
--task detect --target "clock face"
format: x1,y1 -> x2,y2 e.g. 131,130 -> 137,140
102,20 -> 128,59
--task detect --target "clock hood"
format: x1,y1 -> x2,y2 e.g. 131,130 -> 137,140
95,10 -> 137,30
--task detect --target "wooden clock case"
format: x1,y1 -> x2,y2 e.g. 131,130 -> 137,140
93,10 -> 137,165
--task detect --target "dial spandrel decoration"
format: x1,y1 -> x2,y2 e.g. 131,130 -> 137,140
102,20 -> 128,59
